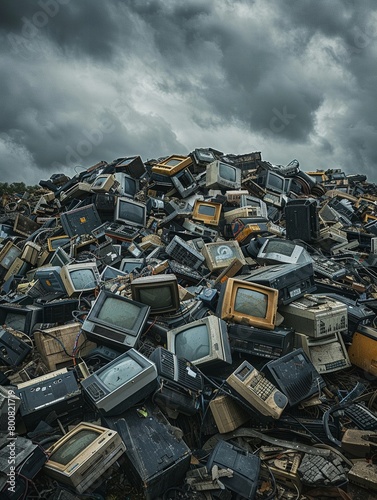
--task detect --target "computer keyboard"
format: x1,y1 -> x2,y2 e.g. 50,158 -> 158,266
310,254 -> 347,280
343,403 -> 377,430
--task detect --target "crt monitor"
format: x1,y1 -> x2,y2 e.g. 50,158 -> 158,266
82,289 -> 150,351
265,170 -> 292,194
167,315 -> 232,370
205,161 -> 241,190
60,262 -> 100,297
0,303 -> 43,336
217,278 -> 279,330
114,197 -> 146,228
256,238 -> 312,265
191,200 -> 222,226
130,274 -> 180,315
114,172 -> 140,198
81,349 -> 158,416
43,422 -> 125,493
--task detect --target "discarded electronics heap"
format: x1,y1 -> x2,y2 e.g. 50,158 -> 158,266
1,149 -> 377,499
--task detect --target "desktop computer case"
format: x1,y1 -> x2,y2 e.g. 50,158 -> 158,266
279,296 -> 348,338
102,402 -> 191,500
209,394 -> 250,433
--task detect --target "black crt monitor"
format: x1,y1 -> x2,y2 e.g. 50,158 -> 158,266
114,197 -> 147,228
167,315 -> 232,370
262,348 -> 326,407
82,289 -> 150,351
81,349 -> 157,416
130,274 -> 180,315
119,257 -> 145,274
0,303 -> 43,336
265,170 -> 292,194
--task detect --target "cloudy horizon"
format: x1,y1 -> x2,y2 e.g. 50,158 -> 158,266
1,0 -> 377,186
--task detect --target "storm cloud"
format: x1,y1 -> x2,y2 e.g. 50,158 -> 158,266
1,0 -> 376,185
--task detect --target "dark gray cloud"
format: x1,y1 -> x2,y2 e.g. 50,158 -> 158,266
0,0 -> 376,185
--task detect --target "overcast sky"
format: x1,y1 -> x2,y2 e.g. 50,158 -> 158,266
1,0 -> 377,186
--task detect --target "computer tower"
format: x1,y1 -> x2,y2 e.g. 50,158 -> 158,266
284,198 -> 320,242
206,440 -> 261,499
102,402 -> 191,500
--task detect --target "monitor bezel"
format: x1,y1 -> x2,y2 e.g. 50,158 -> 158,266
114,197 -> 146,228
192,200 -> 222,226
130,274 -> 180,314
257,238 -> 307,265
218,278 -> 278,330
60,262 -> 100,296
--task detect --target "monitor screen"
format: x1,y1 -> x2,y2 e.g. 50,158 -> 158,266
266,171 -> 284,192
256,238 -> 311,265
60,263 -> 100,296
4,312 -> 26,331
96,295 -> 141,331
165,158 -> 181,167
49,429 -> 100,466
198,205 -> 216,217
130,275 -> 180,314
217,278 -> 278,330
115,197 -> 146,227
263,239 -> 295,257
82,289 -> 150,351
176,169 -> 194,188
80,349 -> 157,415
219,162 -> 236,182
167,316 -> 232,370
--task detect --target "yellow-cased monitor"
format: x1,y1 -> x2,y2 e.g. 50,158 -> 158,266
217,278 -> 279,330
202,240 -> 246,272
44,422 -> 126,493
348,325 -> 377,377
152,155 -> 192,176
191,200 -> 222,226
47,235 -> 71,252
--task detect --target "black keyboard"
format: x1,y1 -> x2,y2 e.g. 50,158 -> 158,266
343,403 -> 377,430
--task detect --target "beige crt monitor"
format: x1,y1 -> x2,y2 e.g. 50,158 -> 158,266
44,422 -> 126,493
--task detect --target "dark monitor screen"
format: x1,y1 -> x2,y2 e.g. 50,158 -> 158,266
4,312 -> 26,331
164,158 -> 181,167
219,163 -> 236,182
198,205 -> 216,217
176,169 -> 194,188
49,429 -> 99,465
235,288 -> 268,318
130,275 -> 180,314
96,295 -> 142,331
116,198 -> 146,227
266,171 -> 284,191
175,324 -> 210,362
70,269 -> 98,291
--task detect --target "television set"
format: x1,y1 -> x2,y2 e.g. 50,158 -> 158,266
217,278 -> 279,330
43,422 -> 126,493
49,246 -> 73,268
114,172 -> 140,198
167,315 -> 232,370
100,265 -> 128,281
81,349 -> 157,415
0,303 -> 43,335
205,160 -> 241,190
264,170 -> 292,194
256,238 -> 312,265
191,200 -> 222,226
90,173 -> 116,193
130,274 -> 180,315
60,262 -> 100,297
82,289 -> 150,351
115,197 -> 146,228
